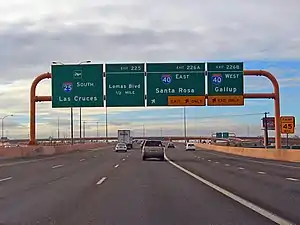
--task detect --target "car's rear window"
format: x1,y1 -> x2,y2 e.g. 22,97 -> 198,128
117,143 -> 126,147
145,141 -> 162,147
188,144 -> 194,147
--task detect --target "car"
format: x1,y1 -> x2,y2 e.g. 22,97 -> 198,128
186,143 -> 196,151
115,143 -> 128,152
167,142 -> 175,148
142,140 -> 165,161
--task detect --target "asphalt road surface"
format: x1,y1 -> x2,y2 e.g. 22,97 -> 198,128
0,144 -> 297,224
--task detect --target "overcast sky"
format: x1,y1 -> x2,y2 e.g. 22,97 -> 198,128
0,0 -> 299,139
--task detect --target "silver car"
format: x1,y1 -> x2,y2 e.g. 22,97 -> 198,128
142,140 -> 165,161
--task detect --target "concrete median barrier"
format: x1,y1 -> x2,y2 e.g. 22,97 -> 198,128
195,143 -> 300,162
0,142 -> 110,159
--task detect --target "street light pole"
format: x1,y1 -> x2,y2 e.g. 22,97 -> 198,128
183,107 -> 187,145
83,121 -> 86,143
96,122 -> 99,137
1,114 -> 13,146
79,107 -> 82,142
57,116 -> 60,140
70,108 -> 74,145
105,106 -> 108,142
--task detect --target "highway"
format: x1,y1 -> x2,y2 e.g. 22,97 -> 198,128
0,144 -> 298,224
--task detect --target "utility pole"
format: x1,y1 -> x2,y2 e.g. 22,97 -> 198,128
57,116 -> 60,140
79,107 -> 82,143
264,112 -> 269,148
105,106 -> 108,142
83,121 -> 86,143
183,107 -> 187,145
70,108 -> 74,145
96,121 -> 99,138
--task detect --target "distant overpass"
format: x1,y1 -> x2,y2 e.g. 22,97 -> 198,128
7,136 -> 300,144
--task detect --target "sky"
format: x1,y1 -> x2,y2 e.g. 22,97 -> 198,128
0,0 -> 299,139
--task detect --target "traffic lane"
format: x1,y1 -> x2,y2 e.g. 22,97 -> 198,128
198,146 -> 300,168
53,149 -> 275,225
0,146 -> 124,198
0,147 -> 131,224
194,147 -> 300,179
166,147 -> 300,224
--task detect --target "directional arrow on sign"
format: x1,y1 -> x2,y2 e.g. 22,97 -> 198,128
151,99 -> 156,104
212,98 -> 216,103
185,99 -> 189,103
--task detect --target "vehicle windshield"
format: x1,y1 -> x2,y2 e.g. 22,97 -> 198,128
145,141 -> 163,147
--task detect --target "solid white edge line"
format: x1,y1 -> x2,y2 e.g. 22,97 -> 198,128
52,164 -> 63,169
165,155 -> 293,225
114,164 -> 119,168
96,177 -> 107,185
0,177 -> 12,182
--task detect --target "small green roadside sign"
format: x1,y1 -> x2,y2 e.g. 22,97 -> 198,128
207,62 -> 244,106
51,64 -> 104,108
146,63 -> 206,106
105,63 -> 145,107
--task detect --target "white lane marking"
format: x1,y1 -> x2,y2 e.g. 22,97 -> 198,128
79,159 -> 85,162
225,164 -> 230,166
52,164 -> 63,169
114,164 -> 119,168
96,177 -> 107,185
258,171 -> 266,175
238,167 -> 245,170
0,177 -> 12,183
122,158 -> 125,161
93,156 -> 97,158
214,162 -> 220,164
286,177 -> 299,182
208,160 -> 211,162
198,149 -> 300,170
165,155 -> 293,225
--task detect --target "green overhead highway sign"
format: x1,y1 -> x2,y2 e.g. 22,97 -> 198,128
51,64 -> 104,108
216,132 -> 229,138
105,63 -> 145,107
146,63 -> 206,106
207,62 -> 244,106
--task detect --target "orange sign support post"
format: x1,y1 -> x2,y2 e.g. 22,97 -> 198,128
29,70 -> 281,149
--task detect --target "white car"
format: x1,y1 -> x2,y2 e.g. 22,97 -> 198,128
115,143 -> 127,152
186,143 -> 196,151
